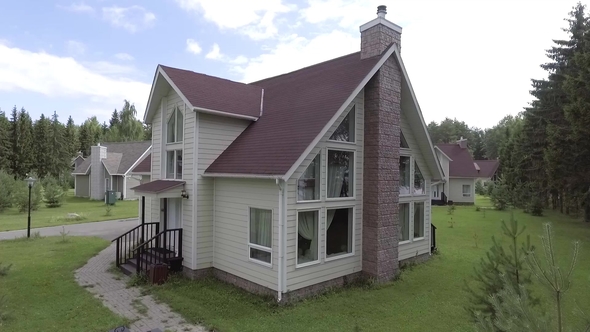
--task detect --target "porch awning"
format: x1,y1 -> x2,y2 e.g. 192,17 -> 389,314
131,180 -> 186,198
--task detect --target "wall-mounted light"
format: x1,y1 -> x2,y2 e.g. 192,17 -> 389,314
181,189 -> 189,199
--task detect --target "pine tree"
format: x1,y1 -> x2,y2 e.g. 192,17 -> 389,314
109,109 -> 120,128
64,116 -> 78,157
0,110 -> 10,172
33,114 -> 52,178
9,107 -> 34,179
48,111 -> 69,179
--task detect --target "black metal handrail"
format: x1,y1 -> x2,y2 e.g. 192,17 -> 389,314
431,223 -> 437,253
132,228 -> 183,275
113,222 -> 159,267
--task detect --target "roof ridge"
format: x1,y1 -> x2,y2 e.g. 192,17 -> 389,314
159,64 -> 258,88
249,51 -> 361,86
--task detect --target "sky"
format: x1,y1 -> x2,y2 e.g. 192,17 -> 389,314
0,0 -> 586,129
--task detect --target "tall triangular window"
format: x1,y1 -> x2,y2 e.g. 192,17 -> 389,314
167,106 -> 183,143
330,107 -> 355,142
400,131 -> 409,148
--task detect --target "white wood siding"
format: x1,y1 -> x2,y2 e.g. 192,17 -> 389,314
399,110 -> 432,261
75,175 -> 89,197
285,91 -> 364,291
181,100 -> 196,269
149,94 -> 163,224
214,178 -> 279,290
448,178 -> 475,204
196,113 -> 250,269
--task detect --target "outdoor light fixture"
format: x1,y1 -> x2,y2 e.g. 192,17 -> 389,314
25,176 -> 36,238
181,189 -> 189,199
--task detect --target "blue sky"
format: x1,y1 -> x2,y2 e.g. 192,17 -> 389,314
0,0 -> 584,128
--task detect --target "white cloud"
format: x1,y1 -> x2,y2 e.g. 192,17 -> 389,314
102,5 -> 156,33
0,42 -> 150,119
175,0 -> 293,40
114,53 -> 134,61
205,43 -> 222,59
186,39 -> 202,54
59,1 -> 94,13
66,40 -> 86,55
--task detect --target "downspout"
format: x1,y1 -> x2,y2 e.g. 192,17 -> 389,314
275,178 -> 286,302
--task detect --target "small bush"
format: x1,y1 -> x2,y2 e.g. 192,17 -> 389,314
447,205 -> 456,215
11,180 -> 42,213
490,183 -> 509,211
58,226 -> 70,243
43,177 -> 64,208
475,206 -> 481,212
475,180 -> 485,195
0,171 -> 14,212
105,204 -> 113,216
0,263 -> 12,277
529,197 -> 544,217
485,181 -> 495,196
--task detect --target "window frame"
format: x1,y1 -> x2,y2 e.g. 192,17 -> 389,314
462,184 -> 472,197
166,105 -> 184,144
296,154 -> 321,203
399,153 -> 412,197
247,207 -> 273,268
399,152 -> 428,198
324,206 -> 355,262
325,148 -> 356,201
295,208 -> 321,268
328,106 -> 356,144
165,149 -> 183,180
413,201 -> 426,241
399,202 -> 411,244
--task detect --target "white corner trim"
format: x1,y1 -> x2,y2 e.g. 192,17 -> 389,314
392,48 -> 445,182
143,66 -> 161,123
145,67 -> 195,124
359,17 -> 402,34
282,45 -> 398,181
193,106 -> 259,121
260,88 -> 265,118
434,146 -> 453,162
124,146 -> 152,176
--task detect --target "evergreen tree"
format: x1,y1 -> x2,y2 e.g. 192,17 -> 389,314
64,116 -> 78,157
0,110 -> 10,172
104,100 -> 144,142
33,114 -> 52,178
9,107 -> 34,179
109,109 -> 120,128
48,111 -> 69,179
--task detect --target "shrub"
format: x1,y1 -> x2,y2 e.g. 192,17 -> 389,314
0,171 -> 14,212
447,205 -> 456,215
43,177 -> 64,208
529,196 -> 544,217
475,180 -> 485,195
490,183 -> 509,211
11,181 -> 39,213
485,181 -> 495,196
475,206 -> 481,212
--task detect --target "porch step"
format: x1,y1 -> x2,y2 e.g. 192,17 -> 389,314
120,263 -> 135,276
118,248 -> 176,276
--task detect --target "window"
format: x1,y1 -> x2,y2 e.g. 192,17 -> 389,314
329,107 -> 355,142
463,184 -> 471,197
326,208 -> 353,258
166,150 -> 182,179
414,162 -> 425,195
298,154 -> 320,201
400,156 -> 411,195
297,210 -> 319,265
167,106 -> 184,143
249,208 -> 272,265
327,150 -> 354,198
399,203 -> 410,242
400,132 -> 409,148
414,202 -> 425,239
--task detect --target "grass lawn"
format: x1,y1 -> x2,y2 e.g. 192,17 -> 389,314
0,190 -> 138,232
148,198 -> 590,332
0,236 -> 128,332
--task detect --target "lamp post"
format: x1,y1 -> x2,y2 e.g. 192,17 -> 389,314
25,176 -> 36,238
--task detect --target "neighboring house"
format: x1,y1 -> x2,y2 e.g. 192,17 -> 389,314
72,141 -> 151,200
474,159 -> 500,183
434,138 -> 479,204
71,152 -> 85,171
120,6 -> 444,302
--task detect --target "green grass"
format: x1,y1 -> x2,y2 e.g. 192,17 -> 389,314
0,190 -> 138,231
148,199 -> 590,332
0,236 -> 128,332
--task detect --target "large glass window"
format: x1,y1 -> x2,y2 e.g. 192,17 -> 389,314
400,156 -> 411,195
298,154 -> 320,201
414,202 -> 425,239
329,107 -> 355,142
414,162 -> 425,195
249,208 -> 272,265
326,207 -> 353,258
399,203 -> 410,242
327,150 -> 354,198
166,150 -> 182,179
167,106 -> 184,143
297,210 -> 319,265
463,184 -> 471,197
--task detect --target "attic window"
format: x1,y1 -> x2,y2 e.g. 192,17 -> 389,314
167,106 -> 184,143
400,132 -> 409,148
413,162 -> 425,195
329,107 -> 355,143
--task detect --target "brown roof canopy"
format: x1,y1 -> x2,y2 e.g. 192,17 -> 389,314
205,51 -> 382,176
436,143 -> 480,178
131,180 -> 185,194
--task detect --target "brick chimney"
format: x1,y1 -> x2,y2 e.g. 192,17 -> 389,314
360,5 -> 402,59
362,5 -> 403,282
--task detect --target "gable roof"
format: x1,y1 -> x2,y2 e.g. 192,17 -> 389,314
144,66 -> 263,123
436,143 -> 479,177
474,159 -> 500,178
131,153 -> 151,174
72,141 -> 151,175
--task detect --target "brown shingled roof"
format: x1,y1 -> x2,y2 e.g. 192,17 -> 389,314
436,143 -> 480,178
474,159 -> 500,178
131,180 -> 185,193
160,65 -> 262,119
205,51 -> 382,176
132,153 -> 151,173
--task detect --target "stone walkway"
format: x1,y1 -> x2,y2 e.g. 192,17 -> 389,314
75,243 -> 206,332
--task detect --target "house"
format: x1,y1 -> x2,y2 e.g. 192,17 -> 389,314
119,5 -> 444,302
72,141 -> 151,200
474,159 -> 500,183
71,152 -> 85,171
434,138 -> 480,205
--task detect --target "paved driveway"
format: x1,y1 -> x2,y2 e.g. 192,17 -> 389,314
0,218 -> 139,241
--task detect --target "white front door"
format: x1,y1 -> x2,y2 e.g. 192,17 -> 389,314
167,198 -> 182,229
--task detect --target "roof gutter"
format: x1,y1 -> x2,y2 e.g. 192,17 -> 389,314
193,106 -> 259,122
275,178 -> 287,303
